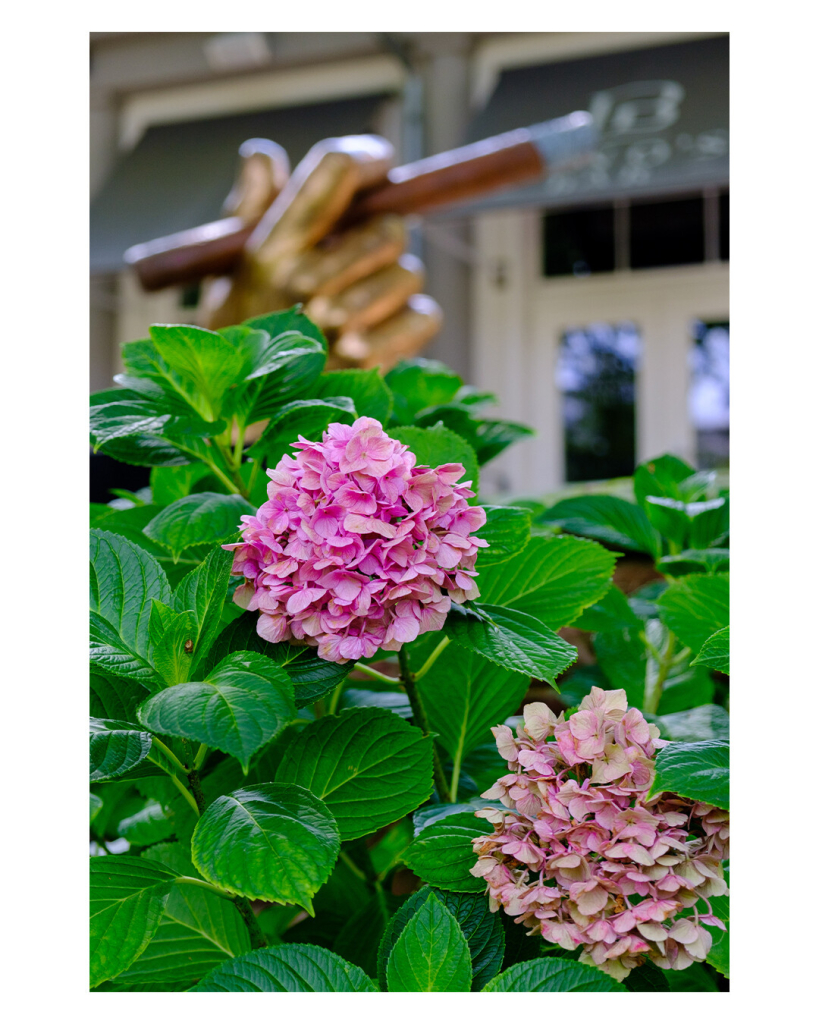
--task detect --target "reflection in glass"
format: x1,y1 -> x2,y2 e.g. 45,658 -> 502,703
690,320 -> 729,469
630,196 -> 705,269
542,206 -> 615,278
557,322 -> 641,482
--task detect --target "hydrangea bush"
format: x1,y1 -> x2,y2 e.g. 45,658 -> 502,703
89,309 -> 729,993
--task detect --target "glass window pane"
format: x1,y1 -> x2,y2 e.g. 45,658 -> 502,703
689,320 -> 729,469
543,206 -> 615,278
557,322 -> 641,482
630,196 -> 705,269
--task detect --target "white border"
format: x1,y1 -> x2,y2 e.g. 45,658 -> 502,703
6,5 -> 814,1021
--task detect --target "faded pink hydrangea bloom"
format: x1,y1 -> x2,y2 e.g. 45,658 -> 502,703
224,416 -> 487,663
471,687 -> 729,982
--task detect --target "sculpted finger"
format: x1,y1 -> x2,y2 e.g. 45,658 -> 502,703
283,214 -> 406,299
331,294 -> 443,371
306,254 -> 424,334
247,135 -> 394,285
222,138 -> 290,222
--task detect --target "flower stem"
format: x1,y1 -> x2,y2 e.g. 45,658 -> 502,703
178,740 -> 266,949
398,648 -> 451,802
643,631 -> 677,716
193,743 -> 209,771
353,662 -> 400,685
638,630 -> 665,664
149,737 -> 188,774
202,453 -> 244,496
247,457 -> 262,497
233,422 -> 247,470
169,773 -> 201,817
175,876 -> 232,899
328,680 -> 346,715
213,440 -> 248,496
232,896 -> 268,949
449,760 -> 462,804
413,636 -> 451,681
181,740 -> 208,814
339,849 -> 369,882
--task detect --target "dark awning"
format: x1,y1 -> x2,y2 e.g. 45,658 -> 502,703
90,94 -> 391,275
449,35 -> 728,217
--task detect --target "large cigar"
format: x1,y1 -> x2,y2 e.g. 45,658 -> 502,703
124,112 -> 596,292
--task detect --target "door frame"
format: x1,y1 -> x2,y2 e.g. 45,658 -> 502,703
471,207 -> 729,497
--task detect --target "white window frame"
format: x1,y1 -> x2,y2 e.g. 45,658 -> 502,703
472,206 -> 729,499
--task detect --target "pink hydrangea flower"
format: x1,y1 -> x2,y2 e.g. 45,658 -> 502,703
224,416 -> 487,663
471,687 -> 729,982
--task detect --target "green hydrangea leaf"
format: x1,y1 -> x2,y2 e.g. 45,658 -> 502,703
247,397 -> 356,464
310,366 -> 392,422
649,739 -> 729,809
143,493 -> 254,560
474,506 -> 532,567
402,811 -> 487,892
539,495 -> 661,558
391,423 -> 479,496
386,892 -> 472,992
444,602 -> 577,685
90,718 -> 153,782
90,529 -> 172,663
379,885 -> 504,991
656,573 -> 729,655
90,855 -> 178,987
275,707 -> 432,840
482,957 -> 624,992
138,652 -> 296,772
204,612 -> 348,707
194,943 -> 377,991
692,625 -> 730,673
475,535 -> 617,629
113,883 -> 251,989
191,783 -> 339,910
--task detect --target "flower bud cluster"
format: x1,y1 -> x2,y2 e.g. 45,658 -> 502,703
225,416 -> 487,662
470,688 -> 729,981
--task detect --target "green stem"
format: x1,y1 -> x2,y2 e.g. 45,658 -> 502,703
233,422 -> 247,470
150,737 -> 188,774
175,876 -> 232,899
373,878 -> 388,923
201,453 -> 243,496
339,850 -> 369,883
193,744 -> 209,771
213,440 -> 248,496
638,630 -> 665,664
169,773 -> 201,817
187,769 -> 207,814
328,680 -> 346,715
176,738 -> 267,949
643,632 -> 677,716
353,662 -> 400,685
232,895 -> 268,948
413,636 -> 451,681
671,646 -> 692,666
398,649 -> 451,803
247,457 -> 262,497
180,740 -> 208,814
449,759 -> 463,805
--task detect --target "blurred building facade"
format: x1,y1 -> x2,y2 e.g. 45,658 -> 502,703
91,31 -> 728,498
